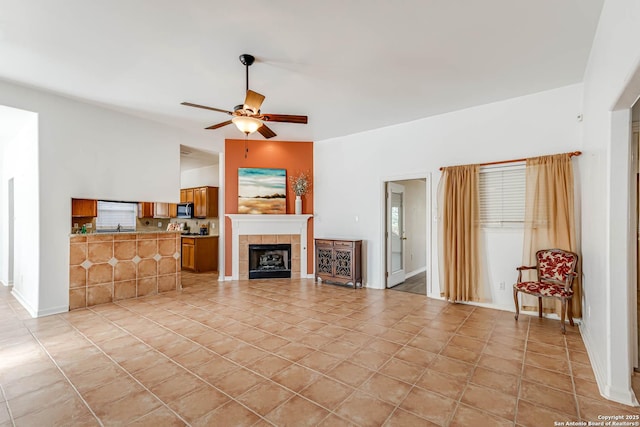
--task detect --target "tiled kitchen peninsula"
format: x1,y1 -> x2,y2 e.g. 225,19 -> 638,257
69,231 -> 181,309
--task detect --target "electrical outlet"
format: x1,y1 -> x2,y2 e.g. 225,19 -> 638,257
85,223 -> 92,229
158,222 -> 162,228
499,281 -> 505,290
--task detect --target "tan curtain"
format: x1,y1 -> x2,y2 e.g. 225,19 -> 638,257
522,153 -> 581,317
438,164 -> 483,302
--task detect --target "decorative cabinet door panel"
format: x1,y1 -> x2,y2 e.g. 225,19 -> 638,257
317,248 -> 334,275
334,249 -> 353,279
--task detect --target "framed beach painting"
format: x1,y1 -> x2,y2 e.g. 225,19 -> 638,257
238,168 -> 287,214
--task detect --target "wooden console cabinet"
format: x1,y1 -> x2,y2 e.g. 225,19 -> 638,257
315,239 -> 362,288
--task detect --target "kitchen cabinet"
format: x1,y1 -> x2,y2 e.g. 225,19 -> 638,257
315,238 -> 362,288
181,236 -> 218,272
137,202 -> 177,218
72,199 -> 98,217
137,202 -> 154,218
154,203 -> 170,218
195,186 -> 218,218
181,239 -> 195,270
180,186 -> 218,218
180,189 -> 194,203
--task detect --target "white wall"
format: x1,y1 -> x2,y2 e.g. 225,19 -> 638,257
0,79 -> 219,316
180,164 -> 219,188
578,0 -> 640,406
0,108 -> 39,315
314,84 -> 583,310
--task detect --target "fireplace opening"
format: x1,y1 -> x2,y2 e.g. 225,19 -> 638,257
249,244 -> 292,279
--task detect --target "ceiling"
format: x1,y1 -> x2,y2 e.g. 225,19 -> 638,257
0,1 -> 604,143
180,144 -> 218,173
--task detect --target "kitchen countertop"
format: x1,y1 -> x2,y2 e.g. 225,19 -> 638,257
181,234 -> 219,238
69,230 -> 181,237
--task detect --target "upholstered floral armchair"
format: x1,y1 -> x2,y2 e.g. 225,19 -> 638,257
513,248 -> 579,333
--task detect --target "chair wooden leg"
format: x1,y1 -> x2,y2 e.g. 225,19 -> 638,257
538,297 -> 543,318
513,288 -> 520,321
567,298 -> 574,326
560,298 -> 567,334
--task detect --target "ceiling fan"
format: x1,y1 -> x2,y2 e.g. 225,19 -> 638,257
181,54 -> 308,139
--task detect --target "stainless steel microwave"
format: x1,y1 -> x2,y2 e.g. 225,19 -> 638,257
176,202 -> 193,219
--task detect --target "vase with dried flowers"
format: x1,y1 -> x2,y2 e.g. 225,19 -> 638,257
289,171 -> 311,214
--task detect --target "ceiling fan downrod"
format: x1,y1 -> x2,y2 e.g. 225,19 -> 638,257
239,54 -> 255,93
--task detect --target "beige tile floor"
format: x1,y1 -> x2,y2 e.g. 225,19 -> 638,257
1,273 -> 638,426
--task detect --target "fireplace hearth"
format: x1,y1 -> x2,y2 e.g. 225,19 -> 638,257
249,244 -> 292,279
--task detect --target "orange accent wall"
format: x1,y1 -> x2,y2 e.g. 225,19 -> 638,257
224,139 -> 314,276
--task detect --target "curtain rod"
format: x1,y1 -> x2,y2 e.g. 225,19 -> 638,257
438,151 -> 582,171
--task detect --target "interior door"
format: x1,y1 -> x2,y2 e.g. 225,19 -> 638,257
387,182 -> 406,287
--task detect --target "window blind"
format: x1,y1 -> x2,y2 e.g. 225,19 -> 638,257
96,201 -> 137,231
479,165 -> 526,227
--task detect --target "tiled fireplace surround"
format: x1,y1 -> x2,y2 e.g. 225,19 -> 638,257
227,214 -> 313,281
239,235 -> 300,280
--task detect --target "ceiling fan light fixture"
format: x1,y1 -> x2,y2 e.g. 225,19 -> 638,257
232,116 -> 262,134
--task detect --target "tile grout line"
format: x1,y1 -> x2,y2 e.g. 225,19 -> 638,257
513,314 -> 531,426
565,333 -> 582,421
54,276 -> 602,426
117,284 -> 450,426
0,384 -> 16,427
59,311 -> 193,427
25,329 -> 105,427
100,300 -> 314,426
118,296 -> 374,426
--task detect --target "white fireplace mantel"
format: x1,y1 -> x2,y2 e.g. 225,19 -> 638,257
226,214 -> 313,280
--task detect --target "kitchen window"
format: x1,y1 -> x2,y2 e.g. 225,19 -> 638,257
96,201 -> 137,232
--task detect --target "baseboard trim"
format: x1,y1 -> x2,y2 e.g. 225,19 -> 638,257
37,305 -> 69,318
406,267 -> 427,279
580,323 -> 640,407
0,279 -> 12,287
10,288 -> 37,318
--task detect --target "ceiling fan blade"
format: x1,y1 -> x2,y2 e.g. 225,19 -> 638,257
257,124 -> 277,139
205,120 -> 233,130
243,90 -> 265,113
261,114 -> 308,124
181,102 -> 233,115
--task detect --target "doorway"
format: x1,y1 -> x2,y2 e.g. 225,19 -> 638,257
384,178 -> 428,295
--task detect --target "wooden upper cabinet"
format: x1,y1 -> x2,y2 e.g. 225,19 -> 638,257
195,186 -> 218,218
179,186 -> 218,218
194,187 -> 206,218
137,202 -> 154,218
137,202 -> 177,218
71,199 -> 97,217
154,202 -> 170,218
